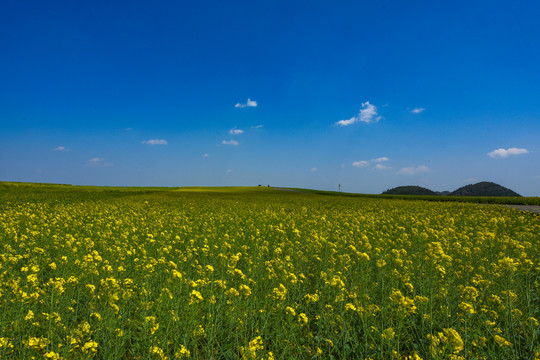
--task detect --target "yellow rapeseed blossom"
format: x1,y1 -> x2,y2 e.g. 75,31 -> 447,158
175,345 -> 190,359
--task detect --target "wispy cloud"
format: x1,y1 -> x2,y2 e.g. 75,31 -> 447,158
352,161 -> 370,168
86,157 -> 113,167
397,165 -> 430,175
311,167 -> 317,172
375,164 -> 390,170
235,98 -> 257,108
229,128 -> 244,135
487,147 -> 528,159
411,108 -> 425,114
222,140 -> 239,146
336,101 -> 382,126
53,146 -> 67,151
252,124 -> 263,129
353,157 -> 390,169
203,153 -> 209,157
142,139 -> 168,145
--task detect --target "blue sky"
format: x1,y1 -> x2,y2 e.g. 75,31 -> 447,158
1,1 -> 539,195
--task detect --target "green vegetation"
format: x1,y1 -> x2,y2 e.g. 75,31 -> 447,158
284,187 -> 540,206
0,182 -> 539,359
450,181 -> 521,197
382,186 -> 438,196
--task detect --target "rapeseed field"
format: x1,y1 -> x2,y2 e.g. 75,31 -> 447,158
0,183 -> 538,359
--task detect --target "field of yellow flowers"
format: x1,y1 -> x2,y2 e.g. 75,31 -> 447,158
0,183 -> 539,359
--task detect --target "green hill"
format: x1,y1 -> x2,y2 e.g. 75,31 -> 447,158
450,181 -> 521,197
382,186 -> 437,196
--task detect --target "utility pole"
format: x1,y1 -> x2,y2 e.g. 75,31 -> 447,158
339,184 -> 341,192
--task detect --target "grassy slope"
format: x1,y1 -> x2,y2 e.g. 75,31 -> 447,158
284,187 -> 540,206
2,181 -> 539,206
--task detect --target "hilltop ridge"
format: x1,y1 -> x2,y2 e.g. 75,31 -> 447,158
383,181 -> 521,197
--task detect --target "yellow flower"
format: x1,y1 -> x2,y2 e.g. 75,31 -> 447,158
494,335 -> 512,347
271,284 -> 287,301
25,310 -> 34,321
175,345 -> 191,359
82,340 -> 98,353
442,328 -> 464,353
381,327 -> 395,341
0,337 -> 14,349
190,290 -> 204,303
239,284 -> 252,297
27,336 -> 48,350
298,313 -> 308,325
150,346 -> 168,359
285,306 -> 296,316
44,351 -> 61,359
345,303 -> 357,311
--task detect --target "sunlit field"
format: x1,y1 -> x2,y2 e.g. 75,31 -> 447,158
0,183 -> 539,359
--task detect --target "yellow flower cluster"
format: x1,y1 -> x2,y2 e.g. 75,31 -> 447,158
0,184 -> 538,359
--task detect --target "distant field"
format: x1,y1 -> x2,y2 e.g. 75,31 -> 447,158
0,183 -> 539,359
285,187 -> 540,206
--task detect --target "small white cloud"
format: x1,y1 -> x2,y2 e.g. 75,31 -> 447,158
86,157 -> 113,167
203,153 -> 209,157
375,164 -> 390,170
352,160 -> 370,168
226,169 -> 233,173
336,101 -> 382,126
229,128 -> 244,135
311,167 -> 317,172
235,98 -> 258,108
336,117 -> 357,126
142,139 -> 168,145
252,124 -> 263,129
464,177 -> 479,183
411,108 -> 425,114
397,165 -> 430,175
53,146 -> 67,151
372,157 -> 389,163
222,140 -> 239,146
487,147 -> 528,159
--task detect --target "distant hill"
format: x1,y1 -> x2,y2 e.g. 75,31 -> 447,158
382,186 -> 438,196
450,181 -> 521,197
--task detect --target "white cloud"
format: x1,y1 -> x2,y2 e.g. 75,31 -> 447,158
142,139 -> 168,145
397,165 -> 430,175
53,146 -> 67,151
311,167 -> 317,172
375,164 -> 390,170
336,117 -> 357,126
86,157 -> 113,167
222,140 -> 239,146
336,101 -> 382,126
235,98 -> 258,108
411,108 -> 425,114
372,157 -> 389,163
252,124 -> 263,128
352,160 -> 370,168
487,147 -> 528,159
229,128 -> 244,135
203,153 -> 209,157
226,169 -> 233,173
